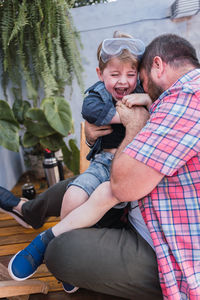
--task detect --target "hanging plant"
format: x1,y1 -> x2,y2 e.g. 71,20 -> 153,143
0,0 -> 84,174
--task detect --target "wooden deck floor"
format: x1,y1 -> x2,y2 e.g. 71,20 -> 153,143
0,173 -> 126,300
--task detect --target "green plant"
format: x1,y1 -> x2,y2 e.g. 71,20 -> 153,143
73,0 -> 108,7
0,0 -> 83,174
0,95 -> 80,174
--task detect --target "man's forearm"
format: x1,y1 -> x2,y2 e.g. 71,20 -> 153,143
114,105 -> 150,159
114,123 -> 141,159
110,105 -> 163,203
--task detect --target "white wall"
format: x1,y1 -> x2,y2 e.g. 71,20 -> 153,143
69,0 -> 200,144
1,0 -> 200,189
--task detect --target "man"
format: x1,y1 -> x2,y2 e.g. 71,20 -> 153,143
111,34 -> 200,299
0,34 -> 199,299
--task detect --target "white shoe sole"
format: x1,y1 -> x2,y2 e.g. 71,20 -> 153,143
0,207 -> 32,228
62,285 -> 79,294
8,252 -> 37,281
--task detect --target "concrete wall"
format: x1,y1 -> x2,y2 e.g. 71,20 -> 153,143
1,0 -> 200,189
69,0 -> 200,144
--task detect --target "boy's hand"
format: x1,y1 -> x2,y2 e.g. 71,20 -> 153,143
122,93 -> 152,110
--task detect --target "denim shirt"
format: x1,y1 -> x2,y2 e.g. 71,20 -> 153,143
82,81 -> 144,160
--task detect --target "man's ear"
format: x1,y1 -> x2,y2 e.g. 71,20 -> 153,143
152,56 -> 164,78
96,67 -> 103,81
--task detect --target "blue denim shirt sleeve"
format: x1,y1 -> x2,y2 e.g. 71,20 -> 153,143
82,81 -> 116,126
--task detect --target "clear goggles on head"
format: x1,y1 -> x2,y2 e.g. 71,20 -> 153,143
100,38 -> 145,63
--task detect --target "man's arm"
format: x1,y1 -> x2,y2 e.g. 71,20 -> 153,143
84,120 -> 113,146
110,103 -> 164,202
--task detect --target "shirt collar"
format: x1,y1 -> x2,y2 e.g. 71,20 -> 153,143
150,68 -> 200,113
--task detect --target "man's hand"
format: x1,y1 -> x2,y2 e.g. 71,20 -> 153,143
116,102 -> 150,133
85,121 -> 113,146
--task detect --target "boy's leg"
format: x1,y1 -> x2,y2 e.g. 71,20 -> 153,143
45,226 -> 162,300
9,181 -> 124,281
60,186 -> 89,219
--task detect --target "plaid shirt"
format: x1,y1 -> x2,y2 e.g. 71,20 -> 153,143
124,69 -> 200,299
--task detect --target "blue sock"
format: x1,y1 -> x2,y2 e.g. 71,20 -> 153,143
40,228 -> 55,246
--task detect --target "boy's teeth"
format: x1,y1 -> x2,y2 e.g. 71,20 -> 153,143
116,88 -> 127,95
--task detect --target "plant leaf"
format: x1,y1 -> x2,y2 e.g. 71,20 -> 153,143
24,108 -> 55,137
41,96 -> 72,136
0,100 -> 19,126
22,131 -> 39,148
13,99 -> 31,124
39,133 -> 64,151
0,120 -> 19,152
62,139 -> 80,175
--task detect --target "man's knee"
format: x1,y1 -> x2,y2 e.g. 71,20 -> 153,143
44,229 -> 92,282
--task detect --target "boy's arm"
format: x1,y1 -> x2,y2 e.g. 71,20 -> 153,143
109,111 -> 121,123
82,91 -> 116,126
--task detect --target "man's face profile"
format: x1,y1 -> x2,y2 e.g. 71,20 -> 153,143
140,68 -> 163,102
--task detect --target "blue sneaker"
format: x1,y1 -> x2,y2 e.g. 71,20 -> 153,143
0,186 -> 30,228
62,282 -> 79,294
8,233 -> 47,281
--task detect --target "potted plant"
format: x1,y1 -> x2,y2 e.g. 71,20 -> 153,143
0,95 -> 80,176
0,0 -> 84,175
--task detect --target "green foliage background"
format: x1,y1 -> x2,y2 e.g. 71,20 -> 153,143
0,0 -> 85,174
0,0 -> 84,104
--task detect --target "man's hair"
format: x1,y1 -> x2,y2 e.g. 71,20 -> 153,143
97,31 -> 138,72
140,34 -> 200,74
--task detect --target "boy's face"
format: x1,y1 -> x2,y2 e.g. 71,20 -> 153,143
96,57 -> 138,101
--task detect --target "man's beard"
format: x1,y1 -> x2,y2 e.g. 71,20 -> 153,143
148,75 -> 163,102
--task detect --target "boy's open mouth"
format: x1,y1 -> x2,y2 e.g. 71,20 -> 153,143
115,87 -> 128,97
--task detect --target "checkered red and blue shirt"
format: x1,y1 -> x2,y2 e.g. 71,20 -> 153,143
124,69 -> 200,299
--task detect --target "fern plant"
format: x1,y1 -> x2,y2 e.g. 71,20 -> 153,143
0,0 -> 83,174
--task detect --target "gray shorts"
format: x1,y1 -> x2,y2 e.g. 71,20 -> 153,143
68,151 -> 114,196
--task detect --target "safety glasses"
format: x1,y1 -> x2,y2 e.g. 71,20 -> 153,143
100,38 -> 145,63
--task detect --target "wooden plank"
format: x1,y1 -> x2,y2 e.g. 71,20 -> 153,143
0,262 -> 10,280
39,276 -> 63,292
0,219 -> 22,228
79,122 -> 90,174
0,232 -> 43,246
0,261 -> 48,281
0,212 -> 12,221
0,242 -> 41,256
0,222 -> 58,238
8,295 -> 29,300
0,260 -> 60,293
0,279 -> 48,297
9,296 -> 29,300
0,263 -> 31,299
0,216 -> 59,229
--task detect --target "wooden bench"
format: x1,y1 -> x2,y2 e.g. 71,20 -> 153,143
0,205 -> 64,299
0,122 -> 90,299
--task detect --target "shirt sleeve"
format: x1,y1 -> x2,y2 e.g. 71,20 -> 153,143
81,91 -> 116,126
124,91 -> 200,176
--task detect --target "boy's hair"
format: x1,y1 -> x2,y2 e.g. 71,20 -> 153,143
97,31 -> 139,72
140,34 -> 200,74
